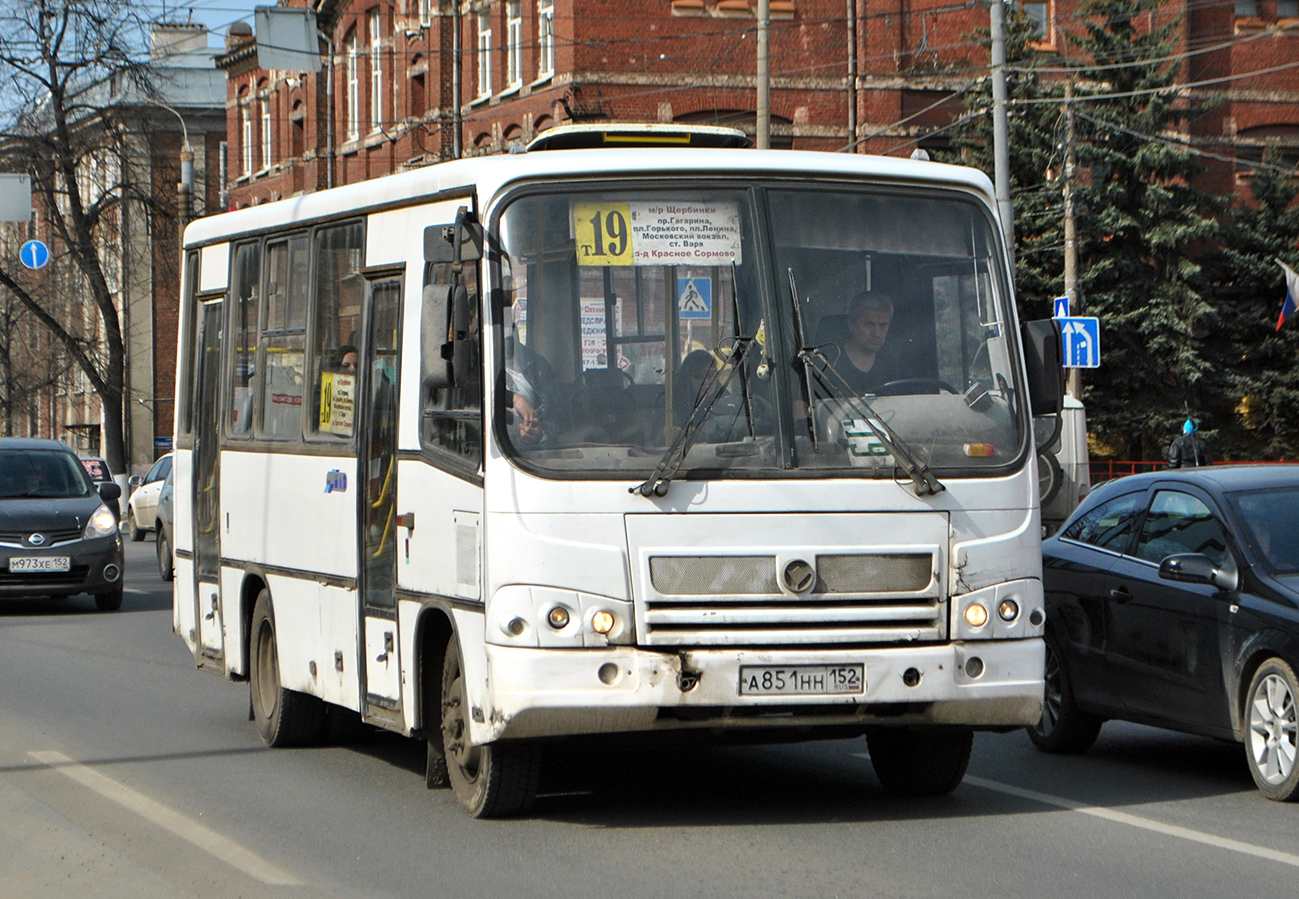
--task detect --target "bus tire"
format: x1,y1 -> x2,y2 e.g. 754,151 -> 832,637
424,637 -> 450,789
249,589 -> 325,747
866,727 -> 973,797
441,636 -> 540,817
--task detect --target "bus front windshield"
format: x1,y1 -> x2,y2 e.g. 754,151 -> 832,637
495,183 -> 1025,480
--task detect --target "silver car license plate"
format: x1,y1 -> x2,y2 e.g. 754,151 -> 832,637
739,665 -> 864,696
9,556 -> 71,573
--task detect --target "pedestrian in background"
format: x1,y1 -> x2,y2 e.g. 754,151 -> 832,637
1168,419 -> 1212,468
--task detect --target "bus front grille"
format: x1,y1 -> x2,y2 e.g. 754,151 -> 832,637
643,553 -> 941,646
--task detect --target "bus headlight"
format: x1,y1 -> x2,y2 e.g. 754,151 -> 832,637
84,505 -> 119,538
963,603 -> 988,628
488,586 -> 635,647
952,579 -> 1044,640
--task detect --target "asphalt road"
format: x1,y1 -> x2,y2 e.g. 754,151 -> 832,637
3,539 -> 1299,899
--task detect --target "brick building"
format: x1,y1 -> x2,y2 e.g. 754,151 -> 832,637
219,2 -> 1297,207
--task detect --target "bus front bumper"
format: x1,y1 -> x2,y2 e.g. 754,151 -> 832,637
475,638 -> 1043,743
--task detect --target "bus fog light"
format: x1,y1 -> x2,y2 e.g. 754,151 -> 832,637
902,667 -> 922,687
963,604 -> 988,628
547,606 -> 571,629
591,610 -> 615,634
598,662 -> 620,685
965,657 -> 984,678
997,599 -> 1019,622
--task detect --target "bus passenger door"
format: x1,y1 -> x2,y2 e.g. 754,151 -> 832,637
358,274 -> 404,727
193,299 -> 225,666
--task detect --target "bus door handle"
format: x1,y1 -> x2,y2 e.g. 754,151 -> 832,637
203,593 -> 218,620
376,631 -> 394,663
397,512 -> 415,531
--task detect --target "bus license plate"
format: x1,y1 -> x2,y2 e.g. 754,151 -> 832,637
9,556 -> 71,573
739,665 -> 864,696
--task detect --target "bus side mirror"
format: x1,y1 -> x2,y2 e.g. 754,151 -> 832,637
1022,319 -> 1065,418
451,284 -> 471,386
422,283 -> 454,390
423,208 -> 483,265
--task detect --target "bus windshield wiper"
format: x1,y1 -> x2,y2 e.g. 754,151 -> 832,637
787,269 -> 944,497
631,334 -> 754,498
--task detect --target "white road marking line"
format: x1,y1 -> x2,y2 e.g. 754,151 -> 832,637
965,775 -> 1299,869
28,750 -> 302,886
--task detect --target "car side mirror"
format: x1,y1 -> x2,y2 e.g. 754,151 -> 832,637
1159,552 -> 1239,592
98,482 -> 122,502
128,474 -> 143,488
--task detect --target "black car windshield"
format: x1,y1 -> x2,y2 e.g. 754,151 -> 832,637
0,450 -> 94,499
493,183 -> 1023,479
1230,487 -> 1299,575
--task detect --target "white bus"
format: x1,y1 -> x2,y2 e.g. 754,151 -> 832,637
173,133 -> 1064,817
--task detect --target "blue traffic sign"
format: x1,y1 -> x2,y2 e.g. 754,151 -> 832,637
1052,295 -> 1070,318
19,239 -> 49,270
678,278 -> 712,320
1058,316 -> 1100,369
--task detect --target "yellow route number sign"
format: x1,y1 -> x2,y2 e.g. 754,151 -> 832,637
573,202 -> 633,266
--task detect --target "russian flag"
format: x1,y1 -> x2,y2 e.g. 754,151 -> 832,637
1279,260 -> 1299,332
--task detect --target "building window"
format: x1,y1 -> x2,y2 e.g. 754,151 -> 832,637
538,0 -> 554,78
477,9 -> 493,98
1279,1 -> 1297,18
260,93 -> 273,170
345,30 -> 360,141
1235,1 -> 1258,16
420,0 -> 432,27
240,99 -> 252,175
369,8 -> 383,132
1020,1 -> 1049,40
507,1 -> 523,87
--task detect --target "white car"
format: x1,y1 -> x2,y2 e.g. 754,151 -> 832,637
125,453 -> 172,542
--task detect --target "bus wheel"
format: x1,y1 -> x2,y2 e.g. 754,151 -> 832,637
866,727 -> 973,797
249,589 -> 325,747
440,637 -> 541,817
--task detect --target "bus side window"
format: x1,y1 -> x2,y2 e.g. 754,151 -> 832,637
228,242 -> 260,438
309,221 -> 365,440
420,260 -> 483,469
259,236 -> 309,440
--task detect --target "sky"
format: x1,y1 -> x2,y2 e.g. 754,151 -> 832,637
145,1 -> 265,49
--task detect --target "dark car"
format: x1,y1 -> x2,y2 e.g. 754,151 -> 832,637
1030,464 -> 1299,800
0,438 -> 125,610
156,468 -> 174,581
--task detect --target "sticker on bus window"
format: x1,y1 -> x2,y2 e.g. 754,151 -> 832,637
843,419 -> 895,468
319,372 -> 356,437
573,201 -> 742,267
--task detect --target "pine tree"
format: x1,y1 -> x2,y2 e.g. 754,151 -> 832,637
1204,145 -> 1299,459
1067,0 -> 1223,459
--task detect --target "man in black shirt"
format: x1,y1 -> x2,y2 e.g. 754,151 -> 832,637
820,292 -> 900,395
1168,419 -> 1212,468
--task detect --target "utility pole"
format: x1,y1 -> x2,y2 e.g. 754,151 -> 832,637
846,0 -> 857,153
1063,79 -> 1081,398
756,0 -> 770,149
990,1 -> 1013,256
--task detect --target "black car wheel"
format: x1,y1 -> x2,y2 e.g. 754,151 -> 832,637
1028,631 -> 1103,754
94,588 -> 123,611
1245,658 -> 1299,801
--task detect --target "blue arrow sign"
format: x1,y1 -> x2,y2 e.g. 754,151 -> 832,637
1052,295 -> 1070,318
1058,316 -> 1100,369
19,239 -> 49,270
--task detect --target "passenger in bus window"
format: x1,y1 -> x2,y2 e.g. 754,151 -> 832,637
339,345 -> 358,373
675,349 -> 722,425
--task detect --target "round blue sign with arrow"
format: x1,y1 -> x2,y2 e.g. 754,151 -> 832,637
19,239 -> 50,270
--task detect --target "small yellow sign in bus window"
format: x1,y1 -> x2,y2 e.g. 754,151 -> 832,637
573,202 -> 634,266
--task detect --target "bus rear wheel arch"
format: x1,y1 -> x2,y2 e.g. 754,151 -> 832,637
440,634 -> 541,817
249,589 -> 325,747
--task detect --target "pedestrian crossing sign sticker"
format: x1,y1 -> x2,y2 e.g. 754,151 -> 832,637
678,278 -> 712,320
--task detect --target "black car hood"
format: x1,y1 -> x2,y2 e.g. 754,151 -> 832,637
0,496 -> 100,534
